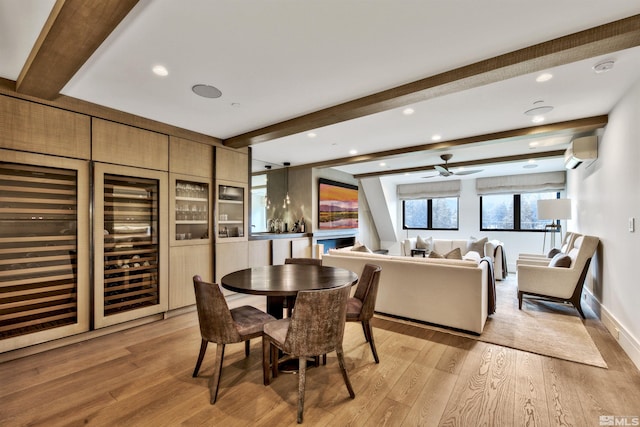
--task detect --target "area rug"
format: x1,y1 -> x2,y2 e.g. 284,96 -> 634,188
375,276 -> 607,368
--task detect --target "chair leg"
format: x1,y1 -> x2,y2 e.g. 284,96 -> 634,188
364,321 -> 380,363
209,343 -> 226,404
336,347 -> 355,399
192,339 -> 208,377
271,342 -> 279,379
297,357 -> 307,424
245,340 -> 250,357
361,322 -> 369,342
262,337 -> 271,386
322,354 -> 327,365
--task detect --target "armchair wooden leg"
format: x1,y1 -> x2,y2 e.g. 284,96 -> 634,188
192,339 -> 208,377
271,342 -> 279,379
364,321 -> 379,363
245,340 -> 250,357
297,357 -> 307,424
336,347 -> 355,399
209,343 -> 226,404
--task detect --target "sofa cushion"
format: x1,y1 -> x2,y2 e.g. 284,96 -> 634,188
467,236 -> 488,256
416,235 -> 433,251
429,247 -> 462,260
549,253 -> 572,268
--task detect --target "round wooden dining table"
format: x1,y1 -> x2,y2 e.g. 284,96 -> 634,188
221,264 -> 358,319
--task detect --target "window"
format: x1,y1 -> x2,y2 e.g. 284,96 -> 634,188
481,192 -> 559,231
403,197 -> 458,230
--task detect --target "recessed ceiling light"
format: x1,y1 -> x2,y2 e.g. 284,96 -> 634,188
529,141 -> 539,148
593,60 -> 615,74
532,115 -> 545,124
431,134 -> 442,141
528,159 -> 536,163
536,73 -> 553,82
152,65 -> 168,77
307,132 -> 317,138
402,108 -> 415,115
349,149 -> 358,155
379,162 -> 386,167
192,84 -> 222,98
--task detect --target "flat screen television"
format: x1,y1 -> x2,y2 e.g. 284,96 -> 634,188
318,178 -> 358,229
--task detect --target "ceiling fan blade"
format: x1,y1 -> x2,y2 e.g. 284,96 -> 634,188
434,165 -> 451,176
453,169 -> 483,175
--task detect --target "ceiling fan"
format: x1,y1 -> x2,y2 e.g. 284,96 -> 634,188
423,154 -> 483,178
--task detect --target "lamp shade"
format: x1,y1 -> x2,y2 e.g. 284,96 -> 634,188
537,198 -> 572,220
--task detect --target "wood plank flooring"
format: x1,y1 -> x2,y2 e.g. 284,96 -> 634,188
1,278 -> 639,426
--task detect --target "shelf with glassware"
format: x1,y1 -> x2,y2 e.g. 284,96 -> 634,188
0,150 -> 90,352
216,182 -> 247,241
93,163 -> 168,329
171,177 -> 211,246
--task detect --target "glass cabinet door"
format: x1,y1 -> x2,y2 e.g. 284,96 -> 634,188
217,184 -> 244,239
94,163 -> 168,328
0,153 -> 90,351
175,180 -> 209,241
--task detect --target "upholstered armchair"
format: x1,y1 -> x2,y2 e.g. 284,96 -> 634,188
517,235 -> 599,318
516,232 -> 580,268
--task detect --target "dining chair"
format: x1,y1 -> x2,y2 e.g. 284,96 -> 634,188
192,275 -> 276,404
262,284 -> 355,424
347,263 -> 382,363
283,258 -> 323,317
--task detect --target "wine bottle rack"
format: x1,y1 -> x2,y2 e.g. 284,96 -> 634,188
0,162 -> 79,339
102,174 -> 159,317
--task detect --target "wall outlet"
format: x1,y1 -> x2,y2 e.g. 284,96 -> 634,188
629,217 -> 635,233
614,327 -> 620,340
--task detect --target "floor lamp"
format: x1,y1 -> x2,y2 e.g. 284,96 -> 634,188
537,198 -> 572,253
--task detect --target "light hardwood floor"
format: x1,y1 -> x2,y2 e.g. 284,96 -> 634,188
1,277 -> 639,426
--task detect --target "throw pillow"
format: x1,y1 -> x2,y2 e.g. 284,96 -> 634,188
466,236 -> 488,256
548,253 -> 572,268
416,235 -> 433,251
351,242 -> 372,253
547,248 -> 561,258
429,248 -> 462,260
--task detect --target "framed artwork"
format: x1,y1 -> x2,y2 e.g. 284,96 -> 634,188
318,178 -> 358,229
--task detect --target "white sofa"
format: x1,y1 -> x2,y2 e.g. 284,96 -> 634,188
401,237 -> 507,280
322,249 -> 491,334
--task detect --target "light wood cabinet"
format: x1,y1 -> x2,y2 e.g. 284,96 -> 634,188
249,240 -> 271,267
92,118 -> 169,171
93,163 -> 168,328
169,244 -> 211,309
169,137 -> 213,178
215,241 -> 249,296
0,95 -> 91,160
170,175 -> 211,246
0,149 -> 90,352
216,147 -> 248,184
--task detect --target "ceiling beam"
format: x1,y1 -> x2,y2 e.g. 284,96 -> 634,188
353,150 -> 566,179
287,115 -> 607,171
225,14 -> 640,149
15,0 -> 140,100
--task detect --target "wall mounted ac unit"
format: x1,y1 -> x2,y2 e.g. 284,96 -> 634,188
565,135 -> 597,169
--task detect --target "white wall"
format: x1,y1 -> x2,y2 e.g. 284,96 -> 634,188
566,77 -> 640,369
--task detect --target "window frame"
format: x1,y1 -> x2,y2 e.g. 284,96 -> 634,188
402,197 -> 460,231
479,192 -> 560,232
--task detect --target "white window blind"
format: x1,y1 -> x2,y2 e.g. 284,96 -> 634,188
397,180 -> 461,200
476,171 -> 565,195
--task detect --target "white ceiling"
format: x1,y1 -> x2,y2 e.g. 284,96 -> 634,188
2,0 -> 640,185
